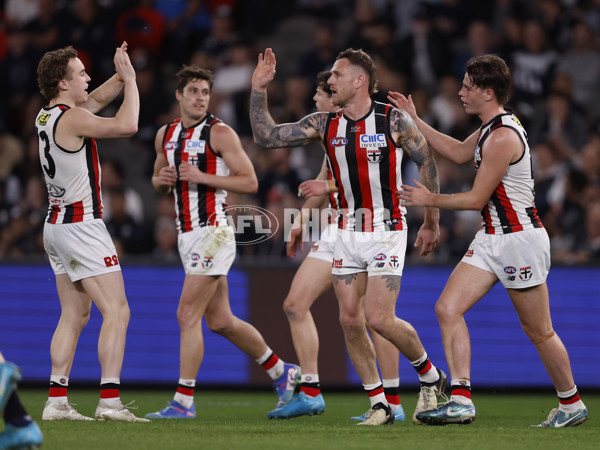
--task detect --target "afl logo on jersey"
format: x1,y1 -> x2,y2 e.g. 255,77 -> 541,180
330,137 -> 348,147
37,113 -> 51,126
165,142 -> 178,151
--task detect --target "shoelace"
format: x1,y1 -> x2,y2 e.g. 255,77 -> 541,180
541,408 -> 559,425
115,400 -> 140,412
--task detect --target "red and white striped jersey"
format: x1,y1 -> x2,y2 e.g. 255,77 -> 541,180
162,113 -> 229,233
325,160 -> 339,224
323,101 -> 406,232
36,105 -> 103,224
475,113 -> 543,234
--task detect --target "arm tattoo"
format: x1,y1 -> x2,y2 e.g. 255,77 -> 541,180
333,273 -> 358,286
250,88 -> 326,148
391,109 -> 440,195
381,275 -> 401,294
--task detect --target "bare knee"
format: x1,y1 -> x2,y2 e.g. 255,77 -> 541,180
205,311 -> 235,335
339,309 -> 365,338
283,294 -> 308,322
435,298 -> 462,324
522,323 -> 555,345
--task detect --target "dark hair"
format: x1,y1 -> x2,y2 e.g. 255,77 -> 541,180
175,65 -> 213,93
336,48 -> 378,95
316,71 -> 332,96
465,54 -> 511,106
37,46 -> 78,101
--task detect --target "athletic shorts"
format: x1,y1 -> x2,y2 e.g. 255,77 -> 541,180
43,219 -> 121,282
178,225 -> 236,276
307,223 -> 337,263
332,228 -> 407,277
461,227 -> 550,288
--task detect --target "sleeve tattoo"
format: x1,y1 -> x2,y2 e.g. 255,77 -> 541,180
250,88 -> 327,148
391,109 -> 440,195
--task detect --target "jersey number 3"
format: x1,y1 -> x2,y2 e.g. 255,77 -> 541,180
39,130 -> 56,179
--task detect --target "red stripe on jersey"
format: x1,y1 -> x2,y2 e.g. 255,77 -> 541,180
386,133 -> 403,229
90,139 -> 102,217
482,205 -> 494,234
49,205 -> 60,224
180,146 -> 193,232
354,130 -> 374,232
495,182 -> 523,232
205,147 -> 216,225
71,201 -> 84,222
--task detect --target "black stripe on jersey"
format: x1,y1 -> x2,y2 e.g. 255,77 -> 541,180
526,207 -> 542,228
377,103 -> 394,227
63,204 -> 75,223
85,138 -> 101,219
173,124 -> 186,232
196,120 -> 212,226
489,191 -> 514,233
345,118 -> 363,229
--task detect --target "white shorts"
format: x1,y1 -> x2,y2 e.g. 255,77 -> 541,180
461,227 -> 550,288
307,223 -> 337,263
332,229 -> 407,277
43,219 -> 121,282
178,226 -> 236,276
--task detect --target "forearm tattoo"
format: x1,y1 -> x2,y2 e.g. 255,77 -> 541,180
391,109 -> 440,195
382,275 -> 401,294
250,89 -> 326,148
333,273 -> 358,286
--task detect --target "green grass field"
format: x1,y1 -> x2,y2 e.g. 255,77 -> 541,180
14,389 -> 600,450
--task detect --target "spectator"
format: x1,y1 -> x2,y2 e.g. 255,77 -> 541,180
556,21 -> 600,120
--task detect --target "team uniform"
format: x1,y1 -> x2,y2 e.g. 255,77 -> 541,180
36,104 -> 120,281
307,162 -> 339,262
161,112 -> 235,276
461,113 -> 549,288
322,101 -> 407,277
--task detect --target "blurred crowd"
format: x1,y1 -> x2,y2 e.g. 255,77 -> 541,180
1,0 -> 600,266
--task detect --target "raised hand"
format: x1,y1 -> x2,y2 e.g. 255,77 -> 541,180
387,91 -> 417,120
114,41 -> 135,83
251,48 -> 277,91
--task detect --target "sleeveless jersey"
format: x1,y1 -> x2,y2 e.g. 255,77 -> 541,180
35,105 -> 102,224
325,159 -> 339,225
323,101 -> 406,232
162,113 -> 229,233
475,113 -> 543,234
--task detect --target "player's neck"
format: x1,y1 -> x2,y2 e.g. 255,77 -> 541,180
341,95 -> 372,121
478,105 -> 506,125
49,94 -> 75,108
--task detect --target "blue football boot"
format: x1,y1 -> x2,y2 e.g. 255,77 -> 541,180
415,400 -> 476,425
268,392 -> 325,419
145,400 -> 196,419
0,362 -> 21,412
0,422 -> 43,450
272,364 -> 300,409
532,407 -> 589,428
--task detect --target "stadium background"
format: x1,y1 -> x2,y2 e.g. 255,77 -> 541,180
0,0 -> 599,389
